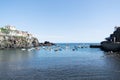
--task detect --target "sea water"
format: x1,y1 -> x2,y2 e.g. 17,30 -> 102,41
0,43 -> 120,80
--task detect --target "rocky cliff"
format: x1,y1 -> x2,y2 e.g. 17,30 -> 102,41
101,27 -> 120,51
0,35 -> 39,49
0,25 -> 39,49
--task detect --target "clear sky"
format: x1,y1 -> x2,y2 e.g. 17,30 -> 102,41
0,0 -> 120,43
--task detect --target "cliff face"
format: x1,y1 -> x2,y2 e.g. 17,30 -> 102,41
0,36 -> 39,49
101,27 -> 120,51
0,25 -> 39,49
105,27 -> 120,42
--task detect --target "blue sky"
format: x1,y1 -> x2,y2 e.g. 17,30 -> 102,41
0,0 -> 120,43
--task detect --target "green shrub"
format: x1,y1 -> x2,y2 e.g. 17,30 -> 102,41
0,28 -> 10,34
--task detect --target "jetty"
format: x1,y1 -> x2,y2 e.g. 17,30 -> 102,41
90,45 -> 101,48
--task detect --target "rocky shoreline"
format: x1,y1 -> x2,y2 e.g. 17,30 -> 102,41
0,39 -> 55,50
89,26 -> 120,52
101,26 -> 120,52
0,35 -> 39,49
39,41 -> 55,46
0,25 -> 40,49
0,25 -> 55,50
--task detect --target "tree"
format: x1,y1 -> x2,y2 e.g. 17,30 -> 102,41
0,28 -> 10,34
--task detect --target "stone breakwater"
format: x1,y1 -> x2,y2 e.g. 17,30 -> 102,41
0,35 -> 39,49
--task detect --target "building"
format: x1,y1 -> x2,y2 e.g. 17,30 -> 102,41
9,30 -> 17,36
0,25 -> 34,38
28,34 -> 33,38
5,25 -> 16,30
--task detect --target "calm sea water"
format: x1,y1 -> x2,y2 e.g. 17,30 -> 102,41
0,43 -> 120,80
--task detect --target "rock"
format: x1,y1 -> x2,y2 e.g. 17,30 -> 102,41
101,41 -> 120,52
0,36 -> 39,49
90,45 -> 101,48
101,27 -> 120,52
32,38 -> 39,47
0,25 -> 40,49
39,41 -> 55,46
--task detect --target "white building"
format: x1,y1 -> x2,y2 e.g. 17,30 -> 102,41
5,25 -> 16,30
0,25 -> 34,38
0,28 -> 3,35
9,30 -> 17,36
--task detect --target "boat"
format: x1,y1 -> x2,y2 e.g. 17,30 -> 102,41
21,48 -> 26,51
27,48 -> 35,51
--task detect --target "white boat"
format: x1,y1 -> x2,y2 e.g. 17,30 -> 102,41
21,48 -> 26,51
27,48 -> 35,51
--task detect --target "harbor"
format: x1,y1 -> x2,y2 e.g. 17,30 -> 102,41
1,0 -> 120,80
0,43 -> 120,80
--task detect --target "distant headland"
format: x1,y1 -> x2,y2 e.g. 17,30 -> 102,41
0,25 -> 40,49
0,25 -> 54,49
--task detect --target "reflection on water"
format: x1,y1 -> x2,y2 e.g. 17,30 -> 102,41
0,43 -> 120,80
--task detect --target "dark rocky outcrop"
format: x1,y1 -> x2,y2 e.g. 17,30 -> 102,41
101,27 -> 120,52
90,45 -> 101,48
101,41 -> 120,52
106,27 -> 120,42
39,41 -> 55,46
32,38 -> 40,47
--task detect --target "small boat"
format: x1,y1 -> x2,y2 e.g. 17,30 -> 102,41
42,46 -> 45,49
21,48 -> 26,51
27,48 -> 35,51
